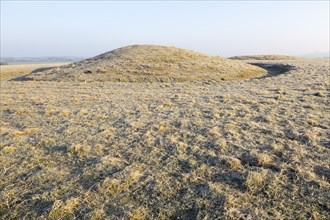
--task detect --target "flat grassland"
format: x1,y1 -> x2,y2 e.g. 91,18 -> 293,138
0,59 -> 329,219
0,63 -> 69,81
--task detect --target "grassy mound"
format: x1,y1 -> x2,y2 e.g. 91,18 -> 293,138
229,55 -> 300,61
20,45 -> 266,82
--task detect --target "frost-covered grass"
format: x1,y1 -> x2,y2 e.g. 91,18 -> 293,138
0,59 -> 329,219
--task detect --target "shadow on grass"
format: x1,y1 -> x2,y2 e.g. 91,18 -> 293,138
250,63 -> 295,79
314,166 -> 330,182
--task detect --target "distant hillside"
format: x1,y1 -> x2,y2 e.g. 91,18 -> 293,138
302,52 -> 330,58
1,56 -> 85,64
18,45 -> 266,82
229,55 -> 300,61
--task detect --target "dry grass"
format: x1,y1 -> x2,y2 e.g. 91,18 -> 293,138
0,63 -> 68,81
0,58 -> 329,219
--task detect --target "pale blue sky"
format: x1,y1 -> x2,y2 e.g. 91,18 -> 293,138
1,1 -> 329,57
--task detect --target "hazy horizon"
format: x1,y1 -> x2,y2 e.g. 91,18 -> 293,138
1,1 -> 329,57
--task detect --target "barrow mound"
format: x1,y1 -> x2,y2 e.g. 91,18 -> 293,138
19,45 -> 267,82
